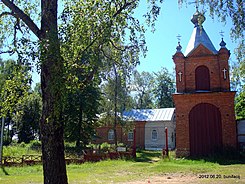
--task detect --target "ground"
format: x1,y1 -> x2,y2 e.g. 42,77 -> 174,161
123,173 -> 244,184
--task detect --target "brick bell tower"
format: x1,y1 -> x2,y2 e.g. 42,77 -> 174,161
172,10 -> 237,157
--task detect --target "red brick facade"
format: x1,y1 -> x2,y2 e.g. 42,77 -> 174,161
94,121 -> 146,148
173,45 -> 237,157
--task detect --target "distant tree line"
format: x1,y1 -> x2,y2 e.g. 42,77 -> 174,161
0,59 -> 41,145
1,56 -> 244,148
0,58 -> 175,147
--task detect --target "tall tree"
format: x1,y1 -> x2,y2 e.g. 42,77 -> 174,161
1,0 -> 244,183
0,59 -> 31,144
14,91 -> 42,143
130,70 -> 155,109
153,67 -> 175,108
0,0 -> 164,183
99,64 -> 133,145
63,78 -> 101,149
235,88 -> 245,120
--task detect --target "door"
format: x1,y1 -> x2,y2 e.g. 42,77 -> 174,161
189,103 -> 222,156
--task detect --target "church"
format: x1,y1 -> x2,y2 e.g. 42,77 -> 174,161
172,9 -> 237,157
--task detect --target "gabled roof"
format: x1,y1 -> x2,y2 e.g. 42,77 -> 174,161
184,10 -> 217,56
184,27 -> 217,56
122,108 -> 175,122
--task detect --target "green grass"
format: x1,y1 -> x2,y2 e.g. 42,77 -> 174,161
0,150 -> 245,183
3,141 -> 41,157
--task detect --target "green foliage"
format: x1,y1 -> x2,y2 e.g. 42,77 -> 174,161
0,60 -> 40,144
100,69 -> 132,113
3,141 -> 41,157
130,70 -> 155,109
153,67 -> 175,108
129,68 -> 175,109
99,64 -> 134,146
1,0 -> 164,183
60,1 -> 144,90
63,78 -> 101,148
99,142 -> 126,152
235,90 -> 245,120
13,91 -> 42,143
28,140 -> 41,150
233,40 -> 245,90
0,60 -> 31,117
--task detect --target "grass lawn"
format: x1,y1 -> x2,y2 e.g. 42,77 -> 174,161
0,150 -> 244,183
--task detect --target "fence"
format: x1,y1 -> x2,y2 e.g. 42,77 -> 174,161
3,155 -> 42,166
2,149 -> 134,166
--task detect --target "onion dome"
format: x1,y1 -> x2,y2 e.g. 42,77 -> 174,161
184,10 -> 217,56
219,38 -> 226,48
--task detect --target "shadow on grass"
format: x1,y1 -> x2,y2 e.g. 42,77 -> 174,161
135,150 -> 162,162
187,156 -> 245,165
187,149 -> 245,165
1,165 -> 9,175
134,149 -> 245,165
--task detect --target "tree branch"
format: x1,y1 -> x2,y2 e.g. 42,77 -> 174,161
0,49 -> 14,55
0,11 -> 15,18
80,66 -> 98,89
109,39 -> 136,52
109,40 -> 126,51
1,0 -> 41,39
113,0 -> 135,18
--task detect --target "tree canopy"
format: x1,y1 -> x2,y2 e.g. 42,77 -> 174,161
0,0 -> 244,183
0,0 -> 164,183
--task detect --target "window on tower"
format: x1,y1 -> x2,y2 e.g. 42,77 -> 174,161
195,65 -> 210,91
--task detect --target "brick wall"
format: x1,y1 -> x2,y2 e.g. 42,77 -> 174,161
172,45 -> 236,157
173,46 -> 230,93
94,121 -> 146,148
173,90 -> 237,157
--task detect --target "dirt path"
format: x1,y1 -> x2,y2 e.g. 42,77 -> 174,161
121,173 -> 244,184
121,173 -> 198,184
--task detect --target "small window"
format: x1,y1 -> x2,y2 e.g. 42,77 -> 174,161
128,131 -> 134,141
108,129 -> 114,140
152,130 -> 158,141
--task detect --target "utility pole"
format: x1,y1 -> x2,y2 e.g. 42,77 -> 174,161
0,116 -> 4,165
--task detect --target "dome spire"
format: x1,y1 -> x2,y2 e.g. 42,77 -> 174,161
191,9 -> 206,27
219,30 -> 227,48
176,34 -> 182,53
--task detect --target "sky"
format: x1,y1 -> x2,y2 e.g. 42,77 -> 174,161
2,1 -> 238,87
135,1 -> 237,74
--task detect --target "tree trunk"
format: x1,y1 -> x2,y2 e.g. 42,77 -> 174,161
40,1 -> 68,183
76,104 -> 83,149
113,64 -> 118,147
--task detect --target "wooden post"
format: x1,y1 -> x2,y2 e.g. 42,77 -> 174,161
132,128 -> 136,158
165,127 -> 169,157
0,116 -> 4,165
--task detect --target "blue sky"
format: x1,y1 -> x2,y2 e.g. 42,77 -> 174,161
2,1 -> 238,87
135,1 -> 237,74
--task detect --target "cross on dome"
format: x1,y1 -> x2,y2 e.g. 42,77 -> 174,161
184,7 -> 217,56
219,30 -> 227,48
176,34 -> 182,53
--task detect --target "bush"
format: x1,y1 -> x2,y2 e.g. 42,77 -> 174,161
19,142 -> 26,148
28,140 -> 42,150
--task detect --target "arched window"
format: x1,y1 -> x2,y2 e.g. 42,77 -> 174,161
195,65 -> 210,91
152,130 -> 158,141
108,129 -> 114,140
128,131 -> 134,141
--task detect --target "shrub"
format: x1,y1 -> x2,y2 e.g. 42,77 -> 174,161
28,140 -> 42,150
19,142 -> 26,148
